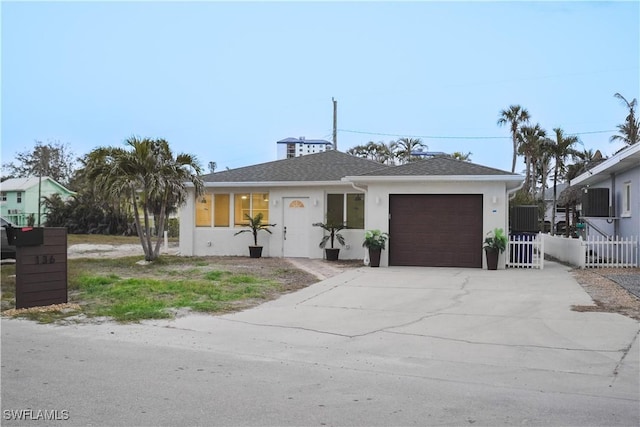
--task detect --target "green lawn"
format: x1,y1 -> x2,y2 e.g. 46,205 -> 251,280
1,255 -> 316,323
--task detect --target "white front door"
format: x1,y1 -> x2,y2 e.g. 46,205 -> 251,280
283,197 -> 310,258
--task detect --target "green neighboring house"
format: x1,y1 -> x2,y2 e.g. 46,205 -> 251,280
0,177 -> 75,226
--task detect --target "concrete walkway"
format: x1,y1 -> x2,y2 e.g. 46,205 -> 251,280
2,261 -> 639,426
285,257 -> 363,280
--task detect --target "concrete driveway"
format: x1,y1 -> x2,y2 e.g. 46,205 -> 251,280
2,261 -> 639,426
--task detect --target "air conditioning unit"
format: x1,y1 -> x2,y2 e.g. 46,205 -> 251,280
510,205 -> 539,232
581,188 -> 610,217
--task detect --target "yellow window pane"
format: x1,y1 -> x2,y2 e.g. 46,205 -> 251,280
196,194 -> 212,227
234,193 -> 250,226
214,194 -> 230,227
252,193 -> 270,223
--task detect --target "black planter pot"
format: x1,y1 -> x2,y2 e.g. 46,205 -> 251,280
368,248 -> 382,267
249,246 -> 263,258
485,248 -> 498,270
325,248 -> 340,261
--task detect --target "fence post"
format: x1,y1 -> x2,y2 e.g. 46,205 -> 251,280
538,232 -> 544,270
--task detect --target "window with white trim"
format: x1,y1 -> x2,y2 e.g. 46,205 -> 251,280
196,193 -> 231,227
622,181 -> 631,217
234,193 -> 270,226
17,192 -> 22,203
1,192 -> 6,202
326,193 -> 365,229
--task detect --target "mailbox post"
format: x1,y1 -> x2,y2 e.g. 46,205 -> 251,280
7,227 -> 68,309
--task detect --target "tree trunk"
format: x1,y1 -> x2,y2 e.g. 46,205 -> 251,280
141,201 -> 154,261
131,191 -> 148,259
511,135 -> 517,173
551,169 -> 558,236
152,191 -> 169,259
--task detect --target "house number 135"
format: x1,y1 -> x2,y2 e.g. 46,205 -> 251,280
35,255 -> 55,264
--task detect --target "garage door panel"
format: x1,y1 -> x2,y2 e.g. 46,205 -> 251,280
389,194 -> 483,268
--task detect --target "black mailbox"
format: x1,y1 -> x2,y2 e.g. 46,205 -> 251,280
6,227 -> 44,247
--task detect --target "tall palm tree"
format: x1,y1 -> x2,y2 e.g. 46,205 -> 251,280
518,124 -> 546,196
396,137 -> 426,163
497,105 -> 530,173
86,137 -> 203,261
379,140 -> 399,165
536,149 -> 552,199
547,128 -> 580,235
610,93 -> 639,146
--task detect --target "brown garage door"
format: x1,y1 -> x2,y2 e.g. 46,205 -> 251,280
389,194 -> 483,268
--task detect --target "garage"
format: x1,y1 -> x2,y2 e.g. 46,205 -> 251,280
389,194 -> 483,268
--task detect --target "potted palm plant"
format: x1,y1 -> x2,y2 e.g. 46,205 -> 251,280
234,213 -> 276,258
483,228 -> 507,270
312,222 -> 347,261
362,229 -> 389,267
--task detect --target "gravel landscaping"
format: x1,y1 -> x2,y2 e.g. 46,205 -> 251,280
571,268 -> 640,321
605,273 -> 640,298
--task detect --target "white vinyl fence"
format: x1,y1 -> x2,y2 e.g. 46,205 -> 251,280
543,234 -> 639,269
507,232 -> 544,269
585,236 -> 638,268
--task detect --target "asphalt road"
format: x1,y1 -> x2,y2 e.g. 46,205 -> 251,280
2,263 -> 639,426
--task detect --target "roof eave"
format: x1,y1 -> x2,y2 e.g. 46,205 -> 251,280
571,144 -> 640,187
343,175 -> 524,183
187,180 -> 352,188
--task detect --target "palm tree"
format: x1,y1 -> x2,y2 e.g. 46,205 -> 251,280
518,124 -> 546,196
450,151 -> 472,161
565,148 -> 602,181
497,105 -> 530,173
396,137 -> 426,163
536,150 -> 552,198
378,140 -> 398,165
86,137 -> 203,261
610,93 -> 639,146
346,144 -> 368,159
547,128 -> 580,235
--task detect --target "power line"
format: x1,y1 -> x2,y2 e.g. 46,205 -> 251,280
338,128 -> 617,140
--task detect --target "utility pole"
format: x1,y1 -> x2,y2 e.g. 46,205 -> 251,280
332,97 -> 337,151
37,156 -> 43,227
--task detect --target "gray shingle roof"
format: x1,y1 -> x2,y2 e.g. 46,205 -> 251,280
202,150 -> 389,182
358,156 -> 517,176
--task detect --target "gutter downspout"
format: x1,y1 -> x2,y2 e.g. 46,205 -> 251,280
349,182 -> 367,195
610,172 -> 619,237
507,181 -> 525,201
349,181 -> 368,227
506,181 -> 525,233
349,182 -> 369,265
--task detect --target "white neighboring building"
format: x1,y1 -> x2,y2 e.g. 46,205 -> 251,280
276,137 -> 333,159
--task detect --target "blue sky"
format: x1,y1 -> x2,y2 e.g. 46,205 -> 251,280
2,1 -> 639,175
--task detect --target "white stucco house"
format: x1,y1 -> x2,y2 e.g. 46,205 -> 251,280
180,150 -> 523,268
